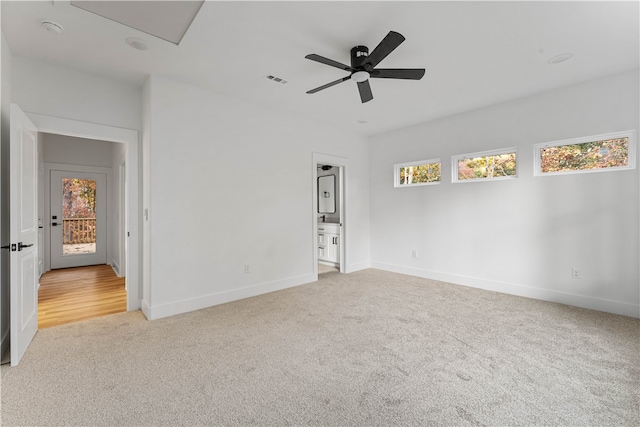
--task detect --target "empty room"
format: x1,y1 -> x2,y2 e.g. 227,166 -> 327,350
1,1 -> 638,425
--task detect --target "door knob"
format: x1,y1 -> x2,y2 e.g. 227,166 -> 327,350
18,242 -> 34,251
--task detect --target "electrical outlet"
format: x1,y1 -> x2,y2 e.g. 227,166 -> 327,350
571,268 -> 579,279
244,264 -> 250,273
412,250 -> 418,258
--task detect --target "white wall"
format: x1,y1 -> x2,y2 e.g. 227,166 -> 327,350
12,57 -> 141,131
369,70 -> 640,318
41,133 -> 115,168
0,30 -> 13,357
142,75 -> 370,319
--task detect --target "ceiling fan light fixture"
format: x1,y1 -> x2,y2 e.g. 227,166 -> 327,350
351,71 -> 370,83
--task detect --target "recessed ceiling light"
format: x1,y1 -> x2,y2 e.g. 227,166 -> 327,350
125,37 -> 148,51
41,20 -> 63,34
547,52 -> 573,64
357,119 -> 368,124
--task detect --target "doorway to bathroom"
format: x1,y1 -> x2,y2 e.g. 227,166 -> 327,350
313,153 -> 346,277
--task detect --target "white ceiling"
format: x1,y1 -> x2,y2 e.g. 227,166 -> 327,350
69,0 -> 204,45
2,1 -> 639,136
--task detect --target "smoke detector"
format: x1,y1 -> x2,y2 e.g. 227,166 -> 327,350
41,20 -> 64,34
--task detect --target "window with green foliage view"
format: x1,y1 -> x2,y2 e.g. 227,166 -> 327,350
539,137 -> 629,173
395,160 -> 441,187
453,149 -> 517,182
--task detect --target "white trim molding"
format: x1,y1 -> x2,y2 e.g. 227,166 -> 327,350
142,273 -> 316,320
371,261 -> 640,319
312,153 -> 350,279
26,112 -> 141,311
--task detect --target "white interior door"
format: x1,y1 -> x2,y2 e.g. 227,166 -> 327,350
10,104 -> 39,366
50,170 -> 107,269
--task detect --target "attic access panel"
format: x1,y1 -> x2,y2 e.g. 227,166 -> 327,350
70,0 -> 204,45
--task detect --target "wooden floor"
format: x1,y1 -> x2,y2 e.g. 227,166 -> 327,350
38,265 -> 126,329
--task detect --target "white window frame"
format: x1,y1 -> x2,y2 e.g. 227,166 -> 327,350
394,158 -> 441,188
452,147 -> 518,183
533,130 -> 636,177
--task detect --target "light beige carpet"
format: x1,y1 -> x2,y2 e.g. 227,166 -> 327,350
1,269 -> 639,426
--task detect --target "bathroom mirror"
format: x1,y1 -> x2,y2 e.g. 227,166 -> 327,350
318,175 -> 336,213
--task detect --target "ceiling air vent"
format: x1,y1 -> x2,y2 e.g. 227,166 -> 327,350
265,75 -> 288,85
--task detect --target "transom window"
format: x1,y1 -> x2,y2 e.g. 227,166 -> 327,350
534,131 -> 635,176
394,159 -> 441,187
452,148 -> 517,183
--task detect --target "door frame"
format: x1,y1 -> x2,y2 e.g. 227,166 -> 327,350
118,162 -> 126,278
46,166 -> 110,270
312,153 -> 347,279
26,113 -> 140,311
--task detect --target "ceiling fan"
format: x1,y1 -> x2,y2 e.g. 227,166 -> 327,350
305,31 -> 425,103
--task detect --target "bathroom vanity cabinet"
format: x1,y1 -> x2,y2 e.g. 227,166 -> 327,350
318,223 -> 340,265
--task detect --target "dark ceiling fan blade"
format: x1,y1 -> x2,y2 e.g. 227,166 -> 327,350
370,68 -> 426,80
305,54 -> 356,72
364,31 -> 405,68
306,76 -> 351,94
357,80 -> 373,103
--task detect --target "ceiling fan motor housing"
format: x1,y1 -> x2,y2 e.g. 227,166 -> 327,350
305,31 -> 425,103
350,46 -> 369,69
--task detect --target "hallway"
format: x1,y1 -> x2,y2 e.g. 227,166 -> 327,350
38,265 -> 126,329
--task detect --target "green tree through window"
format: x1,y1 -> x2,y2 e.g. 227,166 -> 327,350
63,178 -> 96,218
399,162 -> 441,185
456,151 -> 517,181
540,137 -> 628,173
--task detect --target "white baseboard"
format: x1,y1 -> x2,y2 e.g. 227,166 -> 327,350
110,262 -> 121,277
140,299 -> 151,320
143,273 -> 316,320
371,262 -> 640,319
346,261 -> 371,274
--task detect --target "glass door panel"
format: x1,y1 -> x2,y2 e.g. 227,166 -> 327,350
50,170 -> 106,269
62,178 -> 97,256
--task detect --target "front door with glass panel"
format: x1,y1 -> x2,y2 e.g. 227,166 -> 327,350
50,170 -> 107,269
